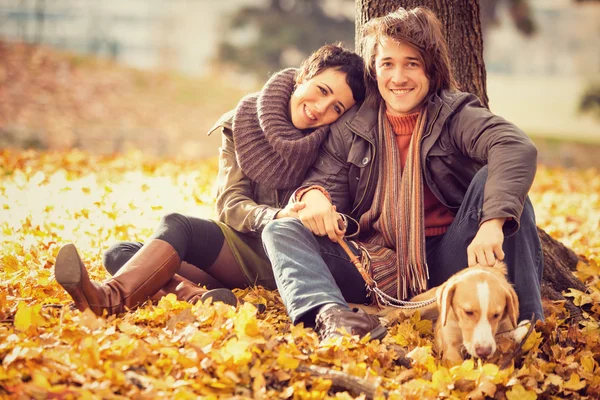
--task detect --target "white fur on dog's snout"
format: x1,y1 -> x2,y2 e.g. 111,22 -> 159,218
465,282 -> 496,358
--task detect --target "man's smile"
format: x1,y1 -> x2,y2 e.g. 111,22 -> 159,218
390,88 -> 413,95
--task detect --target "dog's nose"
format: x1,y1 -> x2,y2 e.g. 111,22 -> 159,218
475,344 -> 492,358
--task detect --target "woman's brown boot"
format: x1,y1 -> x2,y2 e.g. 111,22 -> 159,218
155,274 -> 238,306
55,239 -> 181,316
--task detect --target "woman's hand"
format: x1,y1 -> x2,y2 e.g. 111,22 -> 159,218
297,189 -> 345,242
467,218 -> 506,266
275,202 -> 306,219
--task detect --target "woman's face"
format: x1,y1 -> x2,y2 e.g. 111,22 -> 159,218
289,68 -> 356,130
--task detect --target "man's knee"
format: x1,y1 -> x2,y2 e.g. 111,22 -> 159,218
263,218 -> 308,240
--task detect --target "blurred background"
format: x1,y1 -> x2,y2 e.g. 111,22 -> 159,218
0,0 -> 598,166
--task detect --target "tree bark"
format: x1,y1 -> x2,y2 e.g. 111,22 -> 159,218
355,0 -> 587,320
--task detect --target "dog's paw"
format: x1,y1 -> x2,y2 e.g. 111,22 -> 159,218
512,319 -> 531,343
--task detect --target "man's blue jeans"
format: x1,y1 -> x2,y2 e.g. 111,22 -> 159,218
262,166 -> 544,325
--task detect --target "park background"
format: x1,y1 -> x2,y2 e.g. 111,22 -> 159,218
1,0 -> 599,165
1,0 -> 600,399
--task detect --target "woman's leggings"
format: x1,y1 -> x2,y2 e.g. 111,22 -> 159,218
102,213 -> 249,289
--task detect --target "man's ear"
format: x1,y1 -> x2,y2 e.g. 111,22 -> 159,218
437,281 -> 456,327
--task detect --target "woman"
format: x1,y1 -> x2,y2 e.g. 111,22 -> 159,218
54,44 -> 366,316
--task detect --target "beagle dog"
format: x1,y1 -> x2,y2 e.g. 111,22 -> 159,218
410,262 -> 519,363
351,263 -> 527,364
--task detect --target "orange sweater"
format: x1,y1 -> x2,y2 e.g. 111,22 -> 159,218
386,111 -> 454,236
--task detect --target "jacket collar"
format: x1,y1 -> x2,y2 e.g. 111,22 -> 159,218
344,91 -> 454,142
343,101 -> 379,143
207,109 -> 235,136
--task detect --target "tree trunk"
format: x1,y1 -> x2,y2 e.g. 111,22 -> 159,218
355,0 -> 587,320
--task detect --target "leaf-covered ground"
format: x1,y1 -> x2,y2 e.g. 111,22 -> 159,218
0,41 -> 246,158
1,150 -> 599,399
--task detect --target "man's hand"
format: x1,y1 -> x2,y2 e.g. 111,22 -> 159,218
298,189 -> 345,242
467,218 -> 506,267
275,202 -> 306,219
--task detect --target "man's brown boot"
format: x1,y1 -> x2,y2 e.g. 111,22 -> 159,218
315,304 -> 387,341
55,240 -> 181,316
155,274 -> 238,306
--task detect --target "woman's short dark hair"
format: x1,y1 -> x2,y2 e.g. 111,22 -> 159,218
361,7 -> 458,105
296,43 -> 366,104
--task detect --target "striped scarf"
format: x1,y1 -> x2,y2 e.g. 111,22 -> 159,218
358,103 -> 429,300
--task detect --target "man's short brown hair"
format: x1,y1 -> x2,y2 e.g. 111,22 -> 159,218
361,7 -> 458,105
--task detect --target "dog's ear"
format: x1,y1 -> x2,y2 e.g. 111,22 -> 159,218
504,285 -> 520,328
495,261 -> 509,276
437,280 -> 456,327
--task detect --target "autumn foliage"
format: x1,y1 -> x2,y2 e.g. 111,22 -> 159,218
1,38 -> 600,400
0,41 -> 246,158
1,149 -> 599,399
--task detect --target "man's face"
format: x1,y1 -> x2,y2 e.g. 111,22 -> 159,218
375,37 -> 430,116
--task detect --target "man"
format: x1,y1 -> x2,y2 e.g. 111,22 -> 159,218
262,7 -> 544,341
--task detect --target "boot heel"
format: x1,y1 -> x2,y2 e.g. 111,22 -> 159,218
55,244 -> 83,285
368,325 -> 388,341
201,288 -> 238,307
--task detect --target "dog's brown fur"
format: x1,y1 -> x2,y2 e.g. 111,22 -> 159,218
351,263 -> 519,363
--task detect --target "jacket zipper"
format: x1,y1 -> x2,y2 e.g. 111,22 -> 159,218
347,123 -> 376,216
420,102 -> 442,147
420,102 -> 453,209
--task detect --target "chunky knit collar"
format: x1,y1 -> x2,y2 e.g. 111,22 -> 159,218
385,111 -> 419,136
232,68 -> 329,189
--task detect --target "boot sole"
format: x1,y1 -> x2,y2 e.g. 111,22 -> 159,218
55,244 -> 90,310
201,288 -> 238,307
368,325 -> 388,341
55,244 -> 82,287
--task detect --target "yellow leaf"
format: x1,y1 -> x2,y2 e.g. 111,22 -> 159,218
174,389 -> 202,400
521,330 -> 542,352
563,288 -> 593,307
277,348 -> 300,370
581,354 -> 597,374
252,371 -> 266,398
14,302 -> 44,331
222,338 -> 252,366
2,254 -> 19,273
480,363 -> 499,378
79,336 -> 101,367
431,367 -> 453,392
451,359 -> 480,381
542,374 -> 564,391
563,373 -> 587,391
406,346 -> 436,372
32,371 -> 51,390
188,331 -> 220,350
506,384 -> 537,400
234,302 -> 260,338
468,378 -> 497,400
